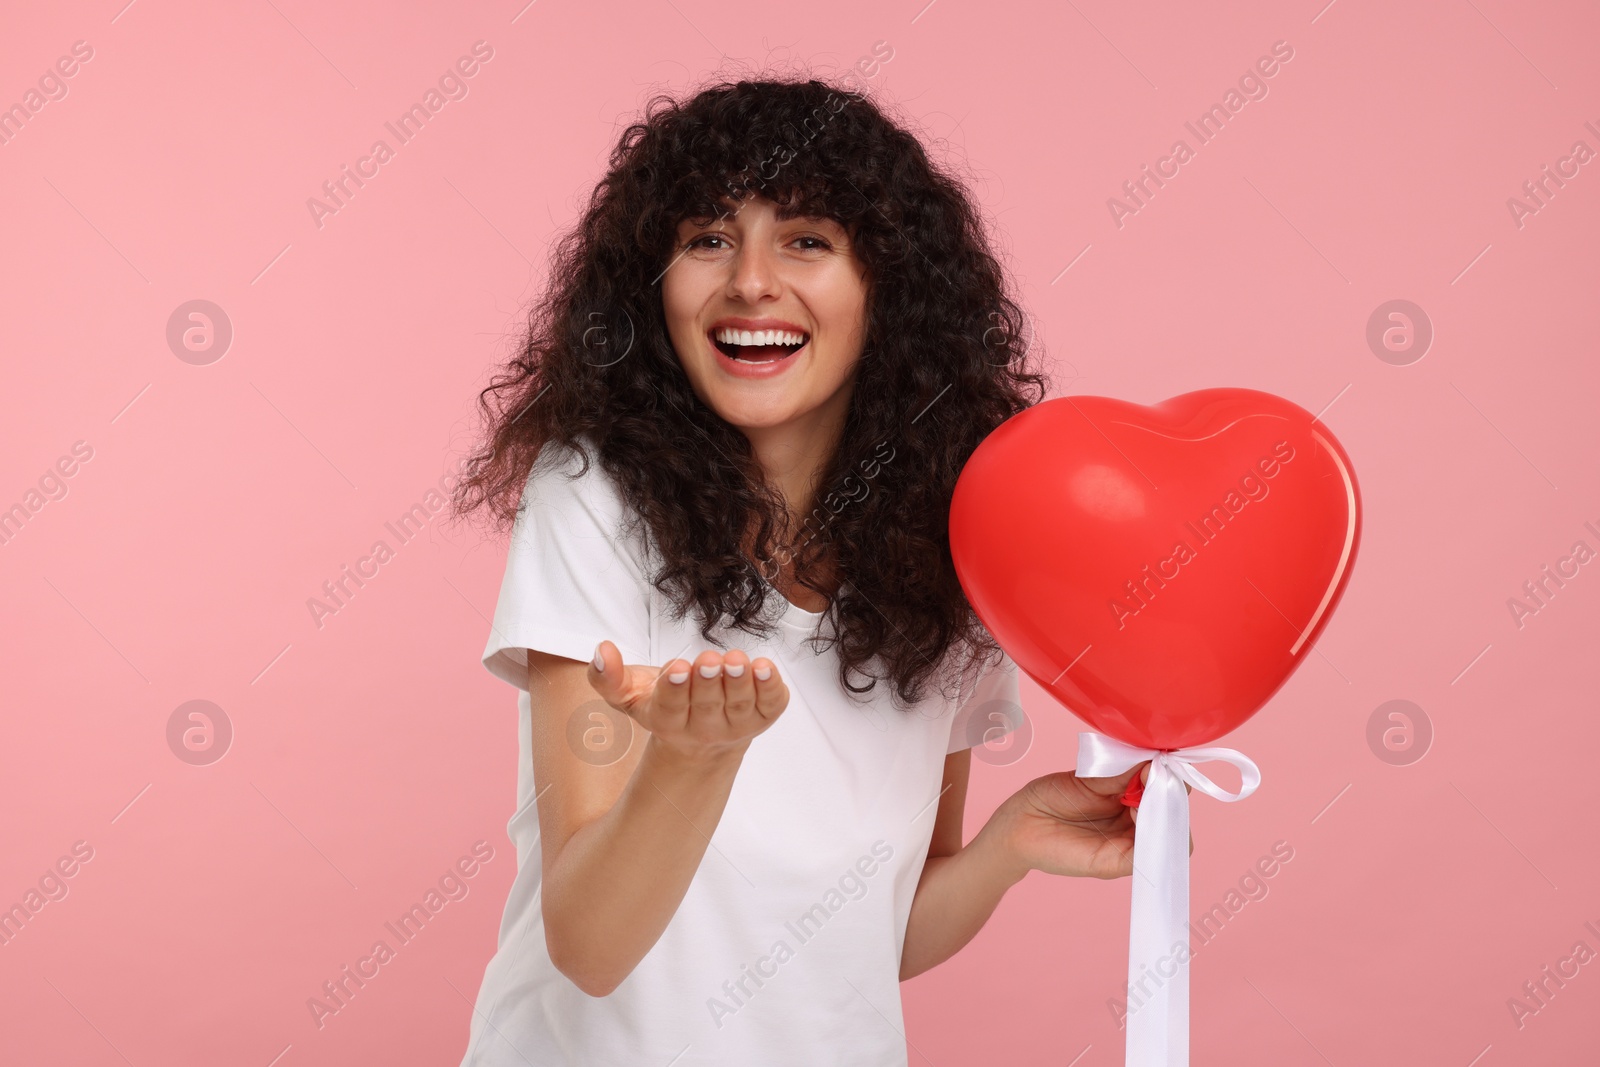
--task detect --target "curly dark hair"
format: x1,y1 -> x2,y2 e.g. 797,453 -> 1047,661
451,72 -> 1049,712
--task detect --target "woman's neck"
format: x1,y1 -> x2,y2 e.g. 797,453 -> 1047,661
738,379 -> 853,521
736,406 -> 852,610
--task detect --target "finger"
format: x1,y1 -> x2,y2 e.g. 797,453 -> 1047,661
1078,762 -> 1144,797
721,648 -> 758,729
1036,772 -> 1136,823
751,657 -> 787,721
649,654 -> 694,731
687,650 -> 728,736
589,640 -> 637,711
1115,841 -> 1136,879
588,640 -> 613,691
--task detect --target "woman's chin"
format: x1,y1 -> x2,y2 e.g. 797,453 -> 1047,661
709,401 -> 800,433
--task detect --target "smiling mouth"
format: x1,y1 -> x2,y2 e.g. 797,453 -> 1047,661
709,331 -> 809,363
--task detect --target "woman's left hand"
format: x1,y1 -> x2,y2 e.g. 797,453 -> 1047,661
992,763 -> 1192,882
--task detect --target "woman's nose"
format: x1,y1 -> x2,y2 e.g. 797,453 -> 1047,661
727,242 -> 781,302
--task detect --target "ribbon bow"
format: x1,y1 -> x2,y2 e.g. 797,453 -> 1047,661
1076,732 -> 1262,1067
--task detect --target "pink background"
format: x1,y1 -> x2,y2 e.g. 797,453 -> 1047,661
3,1 -> 1597,1063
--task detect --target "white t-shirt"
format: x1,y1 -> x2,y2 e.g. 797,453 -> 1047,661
459,438 -> 1021,1067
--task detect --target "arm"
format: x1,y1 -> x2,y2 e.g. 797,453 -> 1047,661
898,749 -> 1028,981
899,752 -> 1158,981
531,644 -> 786,997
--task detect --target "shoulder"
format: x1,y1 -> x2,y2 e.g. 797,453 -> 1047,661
520,435 -> 625,523
961,644 -> 1020,706
515,435 -> 649,566
944,642 -> 1024,755
522,433 -> 608,501
481,435 -> 654,685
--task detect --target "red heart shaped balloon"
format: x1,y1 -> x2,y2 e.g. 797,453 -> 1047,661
950,388 -> 1361,750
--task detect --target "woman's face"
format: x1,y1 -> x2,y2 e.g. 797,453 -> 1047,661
662,194 -> 870,444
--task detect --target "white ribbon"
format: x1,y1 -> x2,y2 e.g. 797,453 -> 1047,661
1076,732 -> 1261,1067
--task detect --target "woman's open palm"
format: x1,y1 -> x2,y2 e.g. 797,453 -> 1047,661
588,639 -> 790,763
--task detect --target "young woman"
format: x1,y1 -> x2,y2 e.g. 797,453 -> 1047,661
450,75 -> 1149,1067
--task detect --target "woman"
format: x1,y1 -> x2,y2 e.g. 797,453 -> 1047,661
450,74 -> 1147,1066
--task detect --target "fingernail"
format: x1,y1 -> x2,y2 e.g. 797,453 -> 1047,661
591,644 -> 605,673
668,666 -> 689,684
699,664 -> 721,679
754,665 -> 772,681
724,662 -> 745,677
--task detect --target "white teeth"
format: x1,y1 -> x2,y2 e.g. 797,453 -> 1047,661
713,327 -> 808,347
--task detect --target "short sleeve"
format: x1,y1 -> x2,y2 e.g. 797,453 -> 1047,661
481,441 -> 653,690
946,649 -> 1024,755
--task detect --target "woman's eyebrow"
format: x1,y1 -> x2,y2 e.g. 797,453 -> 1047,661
679,212 -> 735,232
686,200 -> 746,226
777,209 -> 846,229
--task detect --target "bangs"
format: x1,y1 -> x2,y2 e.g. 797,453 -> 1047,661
647,84 -> 872,241
673,168 -> 853,229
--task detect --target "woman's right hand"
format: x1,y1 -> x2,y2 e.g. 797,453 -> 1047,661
587,640 -> 789,763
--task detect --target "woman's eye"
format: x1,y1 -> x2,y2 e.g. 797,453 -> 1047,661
685,233 -> 832,252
